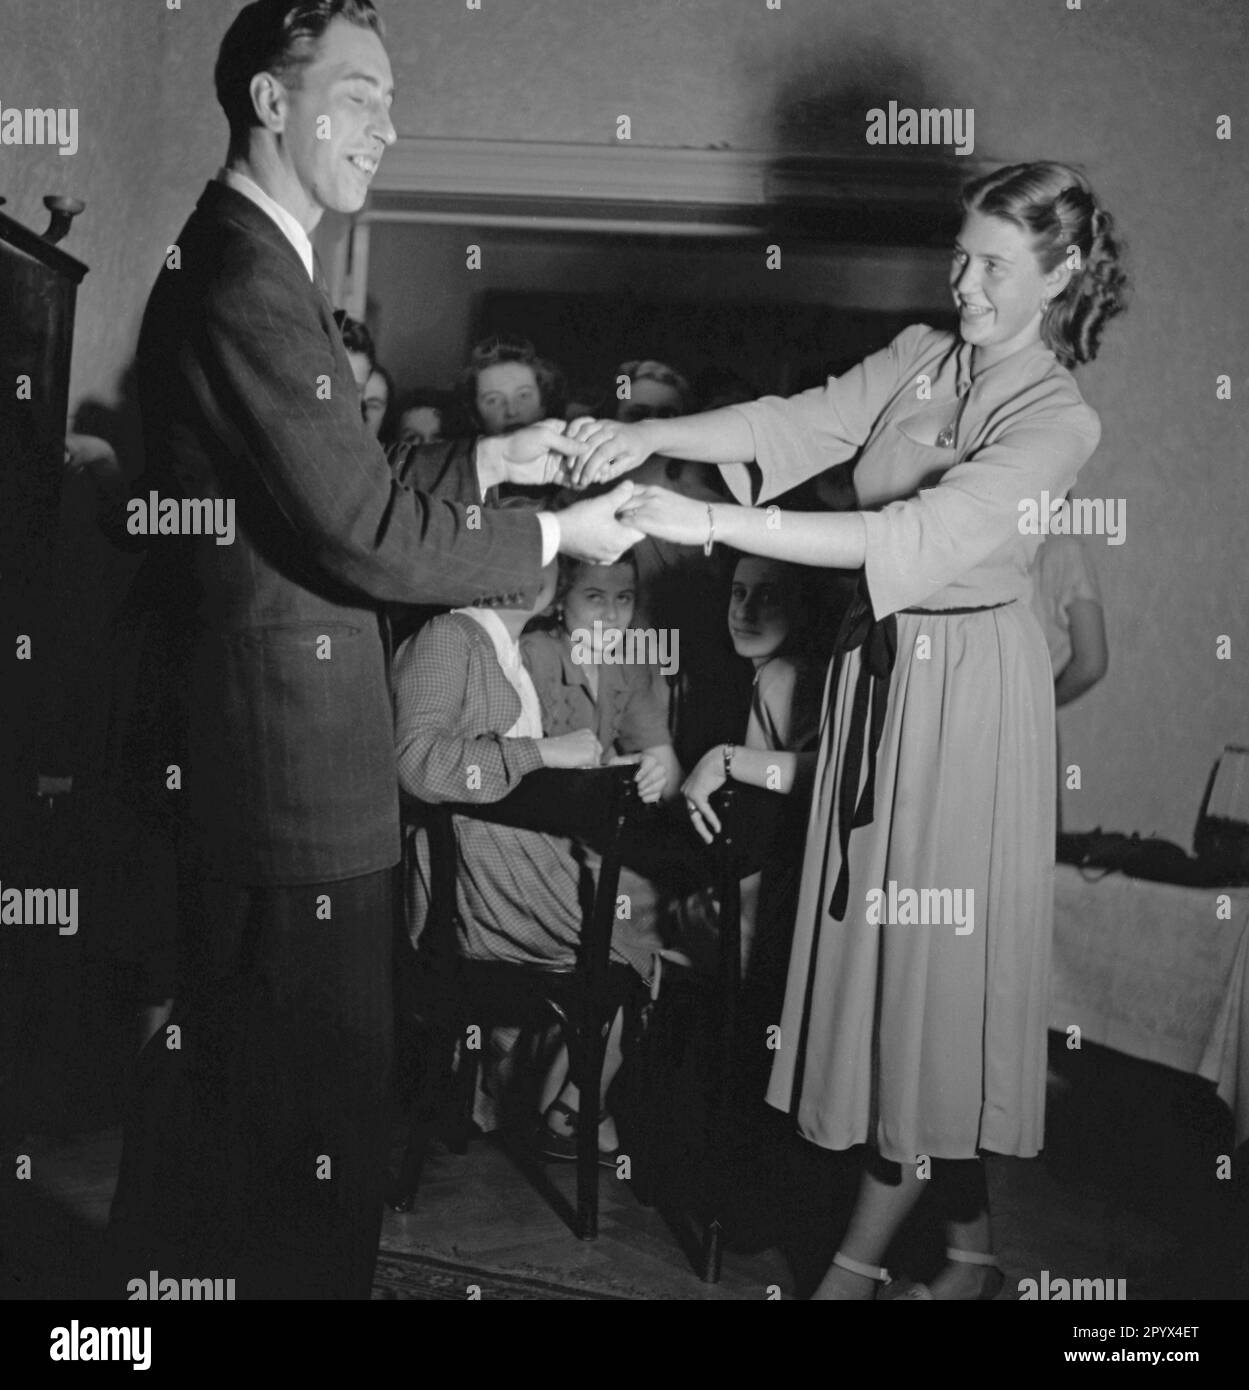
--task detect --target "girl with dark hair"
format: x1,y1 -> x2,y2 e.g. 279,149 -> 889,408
461,335 -> 567,436
659,555 -> 827,990
568,161 -> 1128,1299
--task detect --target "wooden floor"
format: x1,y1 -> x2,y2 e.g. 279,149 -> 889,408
4,797 -> 1246,1301
3,1037 -> 1246,1301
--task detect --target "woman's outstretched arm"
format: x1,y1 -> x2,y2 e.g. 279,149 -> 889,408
620,484 -> 867,571
566,412 -> 755,486
567,331 -> 923,492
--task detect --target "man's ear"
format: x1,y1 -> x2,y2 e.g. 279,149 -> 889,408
249,71 -> 289,135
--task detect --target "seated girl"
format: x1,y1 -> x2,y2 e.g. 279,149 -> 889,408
660,554 -> 830,985
394,555 -> 677,1158
520,551 -> 684,1156
520,551 -> 682,813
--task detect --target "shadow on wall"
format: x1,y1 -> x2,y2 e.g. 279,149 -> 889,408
763,56 -> 973,247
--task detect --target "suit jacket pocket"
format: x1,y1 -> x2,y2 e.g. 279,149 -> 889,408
190,620 -> 399,883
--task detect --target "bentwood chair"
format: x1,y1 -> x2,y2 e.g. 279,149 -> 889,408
389,764 -> 643,1241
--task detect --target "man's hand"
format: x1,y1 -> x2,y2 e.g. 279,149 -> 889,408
485,419 -> 589,489
556,480 -> 644,563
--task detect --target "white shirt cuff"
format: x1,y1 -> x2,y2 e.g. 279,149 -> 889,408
537,512 -> 560,566
474,437 -> 504,499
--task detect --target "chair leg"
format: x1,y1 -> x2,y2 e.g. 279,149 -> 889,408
700,864 -> 742,1282
567,1007 -> 612,1241
388,1019 -> 460,1212
389,1116 -> 434,1213
625,991 -> 658,1208
702,1217 -> 724,1283
450,1027 -> 480,1154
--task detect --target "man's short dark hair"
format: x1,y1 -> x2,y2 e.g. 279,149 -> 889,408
215,0 -> 384,156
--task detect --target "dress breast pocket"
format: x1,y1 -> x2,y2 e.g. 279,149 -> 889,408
857,421 -> 962,507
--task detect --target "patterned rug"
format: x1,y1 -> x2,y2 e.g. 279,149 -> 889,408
372,1249 -> 636,1301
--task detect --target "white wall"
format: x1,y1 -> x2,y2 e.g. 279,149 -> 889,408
2,0 -> 1244,841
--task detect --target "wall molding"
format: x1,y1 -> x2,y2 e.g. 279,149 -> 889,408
366,135 -> 980,214
369,136 -> 775,208
331,136 -> 976,316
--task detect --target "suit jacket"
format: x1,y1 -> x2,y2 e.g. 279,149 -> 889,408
132,180 -> 543,885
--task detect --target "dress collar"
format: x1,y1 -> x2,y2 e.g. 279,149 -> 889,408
962,334 -> 1054,391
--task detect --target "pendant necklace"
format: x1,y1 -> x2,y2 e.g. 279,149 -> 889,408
935,343 -> 974,449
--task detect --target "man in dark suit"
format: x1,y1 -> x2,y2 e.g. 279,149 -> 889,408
103,0 -> 638,1299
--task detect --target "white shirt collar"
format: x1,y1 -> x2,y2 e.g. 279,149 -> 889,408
455,608 -> 545,740
457,606 -> 523,671
218,167 -> 315,282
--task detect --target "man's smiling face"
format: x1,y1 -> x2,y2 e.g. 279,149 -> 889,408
277,17 -> 395,222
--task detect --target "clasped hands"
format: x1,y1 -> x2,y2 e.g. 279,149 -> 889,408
493,418 -> 713,561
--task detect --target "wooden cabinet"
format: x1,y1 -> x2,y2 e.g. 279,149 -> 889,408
0,198 -> 88,812
0,199 -> 87,579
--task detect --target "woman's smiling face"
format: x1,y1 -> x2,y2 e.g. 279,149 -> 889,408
950,209 -> 1066,364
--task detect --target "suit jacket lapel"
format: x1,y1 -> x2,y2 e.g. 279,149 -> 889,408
312,252 -> 333,307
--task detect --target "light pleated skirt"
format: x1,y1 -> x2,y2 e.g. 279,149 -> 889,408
765,602 -> 1056,1162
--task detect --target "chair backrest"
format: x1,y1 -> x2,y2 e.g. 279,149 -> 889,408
418,765 -> 642,974
707,781 -> 794,1004
710,785 -> 744,1015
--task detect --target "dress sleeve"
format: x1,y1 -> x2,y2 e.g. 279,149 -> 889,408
394,619 -> 543,804
1058,535 -> 1105,610
719,325 -> 930,505
745,658 -> 821,753
862,407 -> 1101,619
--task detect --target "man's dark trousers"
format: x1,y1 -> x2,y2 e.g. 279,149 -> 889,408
105,865 -> 395,1300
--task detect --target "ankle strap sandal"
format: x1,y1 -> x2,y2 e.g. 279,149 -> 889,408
832,1250 -> 893,1286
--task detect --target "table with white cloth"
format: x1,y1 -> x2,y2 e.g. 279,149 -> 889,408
1051,864 -> 1249,1148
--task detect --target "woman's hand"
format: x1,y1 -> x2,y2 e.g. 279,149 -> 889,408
608,751 -> 667,804
564,418 -> 655,489
681,749 -> 728,844
537,729 -> 603,769
617,485 -> 711,548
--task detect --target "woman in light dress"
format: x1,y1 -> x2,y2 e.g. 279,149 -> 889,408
569,162 -> 1127,1299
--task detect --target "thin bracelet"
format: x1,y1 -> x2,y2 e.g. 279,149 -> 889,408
703,502 -> 716,557
722,743 -> 735,780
